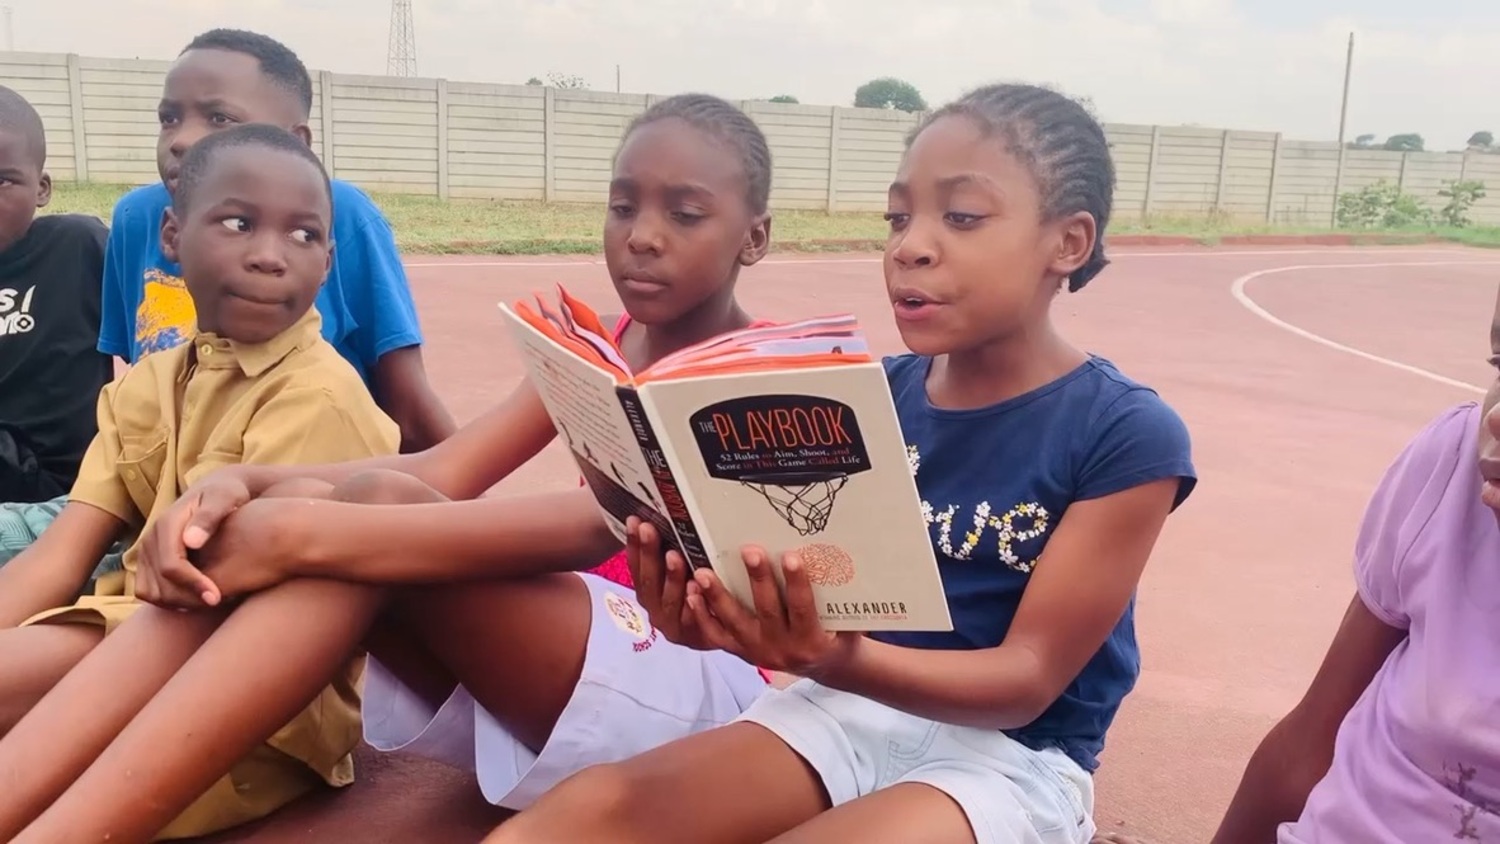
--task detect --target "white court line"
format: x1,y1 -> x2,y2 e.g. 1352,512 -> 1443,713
1118,247 -> 1474,259
1229,260 -> 1500,395
403,246 -> 1480,269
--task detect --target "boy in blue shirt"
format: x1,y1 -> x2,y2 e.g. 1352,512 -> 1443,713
100,28 -> 454,453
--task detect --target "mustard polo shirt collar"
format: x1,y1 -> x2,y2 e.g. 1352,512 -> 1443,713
187,308 -> 324,379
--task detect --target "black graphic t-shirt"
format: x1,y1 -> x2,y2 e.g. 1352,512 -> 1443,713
0,213 -> 112,500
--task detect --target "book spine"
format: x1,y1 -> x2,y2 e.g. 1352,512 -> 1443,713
615,387 -> 713,571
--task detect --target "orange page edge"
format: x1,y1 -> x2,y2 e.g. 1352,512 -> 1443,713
511,301 -> 630,383
634,351 -> 872,384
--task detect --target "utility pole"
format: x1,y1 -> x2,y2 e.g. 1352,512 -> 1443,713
616,64 -> 621,93
387,0 -> 417,77
1336,32 -> 1354,144
2,7 -> 14,52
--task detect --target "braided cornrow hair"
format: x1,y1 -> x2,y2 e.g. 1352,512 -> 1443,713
911,83 -> 1114,291
620,94 -> 773,215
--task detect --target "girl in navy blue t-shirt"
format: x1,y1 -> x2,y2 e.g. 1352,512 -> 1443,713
490,83 -> 1199,844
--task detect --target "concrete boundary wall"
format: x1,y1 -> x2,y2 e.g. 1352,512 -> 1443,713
5,51 -> 1496,225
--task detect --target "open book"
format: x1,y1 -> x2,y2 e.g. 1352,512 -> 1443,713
499,286 -> 951,633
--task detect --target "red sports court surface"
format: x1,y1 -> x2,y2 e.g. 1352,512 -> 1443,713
200,245 -> 1500,843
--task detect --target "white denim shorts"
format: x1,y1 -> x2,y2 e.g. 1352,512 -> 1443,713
738,678 -> 1096,844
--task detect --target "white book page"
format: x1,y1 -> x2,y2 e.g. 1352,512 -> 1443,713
497,304 -> 675,546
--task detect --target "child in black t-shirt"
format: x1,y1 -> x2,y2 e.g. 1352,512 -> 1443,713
0,85 -> 112,512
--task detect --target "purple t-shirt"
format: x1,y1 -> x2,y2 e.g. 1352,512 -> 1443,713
1282,402 -> 1500,843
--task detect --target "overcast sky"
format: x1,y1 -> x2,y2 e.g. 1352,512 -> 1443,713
11,0 -> 1496,150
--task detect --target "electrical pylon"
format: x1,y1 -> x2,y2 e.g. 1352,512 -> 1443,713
387,0 -> 417,77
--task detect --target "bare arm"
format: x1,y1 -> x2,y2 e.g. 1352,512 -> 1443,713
225,378 -> 554,501
817,478 -> 1180,730
0,503 -> 123,628
261,487 -> 618,584
142,380 -> 557,607
372,345 -> 458,453
1210,595 -> 1405,843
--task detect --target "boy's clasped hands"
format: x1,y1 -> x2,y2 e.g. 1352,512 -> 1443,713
623,516 -> 861,679
132,471 -> 297,610
129,482 -> 868,686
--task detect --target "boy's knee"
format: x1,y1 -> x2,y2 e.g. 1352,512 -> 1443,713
488,763 -> 650,843
260,478 -> 336,500
0,624 -> 103,730
331,469 -> 447,506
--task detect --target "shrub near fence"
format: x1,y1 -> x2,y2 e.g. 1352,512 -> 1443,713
4,50 -> 1498,226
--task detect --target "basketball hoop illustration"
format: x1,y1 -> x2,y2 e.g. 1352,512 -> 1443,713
689,394 -> 873,538
737,471 -> 850,536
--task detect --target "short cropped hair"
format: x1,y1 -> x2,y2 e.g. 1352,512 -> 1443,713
0,86 -> 47,169
182,29 -> 314,117
174,123 -> 330,214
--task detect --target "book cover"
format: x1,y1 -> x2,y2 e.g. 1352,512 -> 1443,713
640,366 -> 952,631
498,288 -> 952,633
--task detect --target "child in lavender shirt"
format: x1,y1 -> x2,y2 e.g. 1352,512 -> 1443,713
1212,308 -> 1500,842
1099,297 -> 1500,844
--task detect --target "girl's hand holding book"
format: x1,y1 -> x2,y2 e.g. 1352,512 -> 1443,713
625,515 -> 860,675
624,516 -> 716,652
685,544 -> 863,679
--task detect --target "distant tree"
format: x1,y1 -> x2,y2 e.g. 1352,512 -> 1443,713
525,77 -> 543,86
853,77 -> 927,113
768,94 -> 800,104
546,72 -> 589,90
1382,133 -> 1424,152
1348,133 -> 1377,149
1469,130 -> 1494,149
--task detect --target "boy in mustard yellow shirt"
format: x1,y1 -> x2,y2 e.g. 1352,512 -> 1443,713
0,123 -> 399,841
